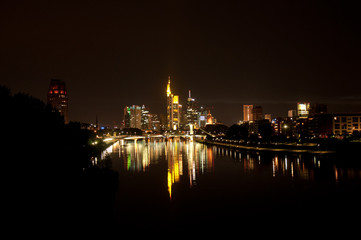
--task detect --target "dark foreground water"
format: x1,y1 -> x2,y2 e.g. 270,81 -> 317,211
103,139 -> 361,234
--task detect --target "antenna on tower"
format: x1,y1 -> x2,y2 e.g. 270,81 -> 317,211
189,90 -> 191,98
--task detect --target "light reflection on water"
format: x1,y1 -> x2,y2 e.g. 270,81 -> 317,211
108,139 -> 215,198
101,138 -> 361,231
166,139 -> 214,198
106,139 -> 361,200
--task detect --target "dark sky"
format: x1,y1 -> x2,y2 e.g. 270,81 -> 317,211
1,0 -> 360,126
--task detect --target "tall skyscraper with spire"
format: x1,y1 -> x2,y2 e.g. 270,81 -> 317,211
167,76 -> 172,130
166,76 -> 180,131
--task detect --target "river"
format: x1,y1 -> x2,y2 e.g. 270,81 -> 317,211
102,138 -> 361,233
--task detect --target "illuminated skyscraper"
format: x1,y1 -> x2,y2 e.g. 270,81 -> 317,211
47,79 -> 69,124
172,95 -> 180,130
150,114 -> 160,132
198,106 -> 208,128
243,105 -> 253,122
124,105 -> 142,129
167,76 -> 172,130
297,102 -> 310,118
166,76 -> 180,130
141,105 -> 150,130
206,110 -> 213,124
186,90 -> 198,127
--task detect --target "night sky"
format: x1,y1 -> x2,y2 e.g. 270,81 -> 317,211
1,0 -> 360,126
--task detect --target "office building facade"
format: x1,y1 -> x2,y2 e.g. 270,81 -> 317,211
252,106 -> 263,121
124,105 -> 142,129
297,102 -> 310,118
186,90 -> 198,128
243,105 -> 253,122
333,113 -> 361,135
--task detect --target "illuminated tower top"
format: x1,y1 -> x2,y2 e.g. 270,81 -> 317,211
167,76 -> 171,97
47,79 -> 69,124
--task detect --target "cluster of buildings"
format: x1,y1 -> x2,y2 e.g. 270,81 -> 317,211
123,105 -> 160,132
46,78 -> 360,138
46,77 -> 217,133
122,76 -> 216,133
241,102 -> 361,138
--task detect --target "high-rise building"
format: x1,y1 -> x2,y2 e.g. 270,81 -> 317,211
333,113 -> 361,135
166,76 -> 172,130
297,102 -> 310,118
150,114 -> 160,132
252,106 -> 263,121
264,114 -> 272,122
206,110 -> 214,125
198,106 -> 208,128
309,103 -> 327,115
243,105 -> 253,122
141,105 -> 151,130
186,90 -> 198,128
166,76 -> 180,131
159,114 -> 167,131
178,103 -> 183,128
47,79 -> 69,124
288,109 -> 297,118
308,114 -> 333,138
124,105 -> 142,129
172,95 -> 180,130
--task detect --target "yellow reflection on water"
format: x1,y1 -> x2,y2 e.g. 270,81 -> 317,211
167,139 -> 183,199
166,139 -> 214,199
105,139 -> 361,203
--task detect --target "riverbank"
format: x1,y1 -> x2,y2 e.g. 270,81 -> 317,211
196,139 -> 336,154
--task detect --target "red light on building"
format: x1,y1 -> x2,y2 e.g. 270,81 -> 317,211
47,79 -> 69,124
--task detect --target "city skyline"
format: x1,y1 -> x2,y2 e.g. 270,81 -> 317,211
1,1 -> 360,126
3,71 -> 361,128
2,1 -> 361,232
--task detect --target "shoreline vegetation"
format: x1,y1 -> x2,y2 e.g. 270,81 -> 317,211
1,85 -> 118,230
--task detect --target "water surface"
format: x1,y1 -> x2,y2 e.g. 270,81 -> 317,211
104,139 -> 361,232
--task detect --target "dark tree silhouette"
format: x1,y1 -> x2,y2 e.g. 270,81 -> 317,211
1,85 -> 118,231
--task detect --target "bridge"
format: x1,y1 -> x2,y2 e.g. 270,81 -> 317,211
102,133 -> 207,144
